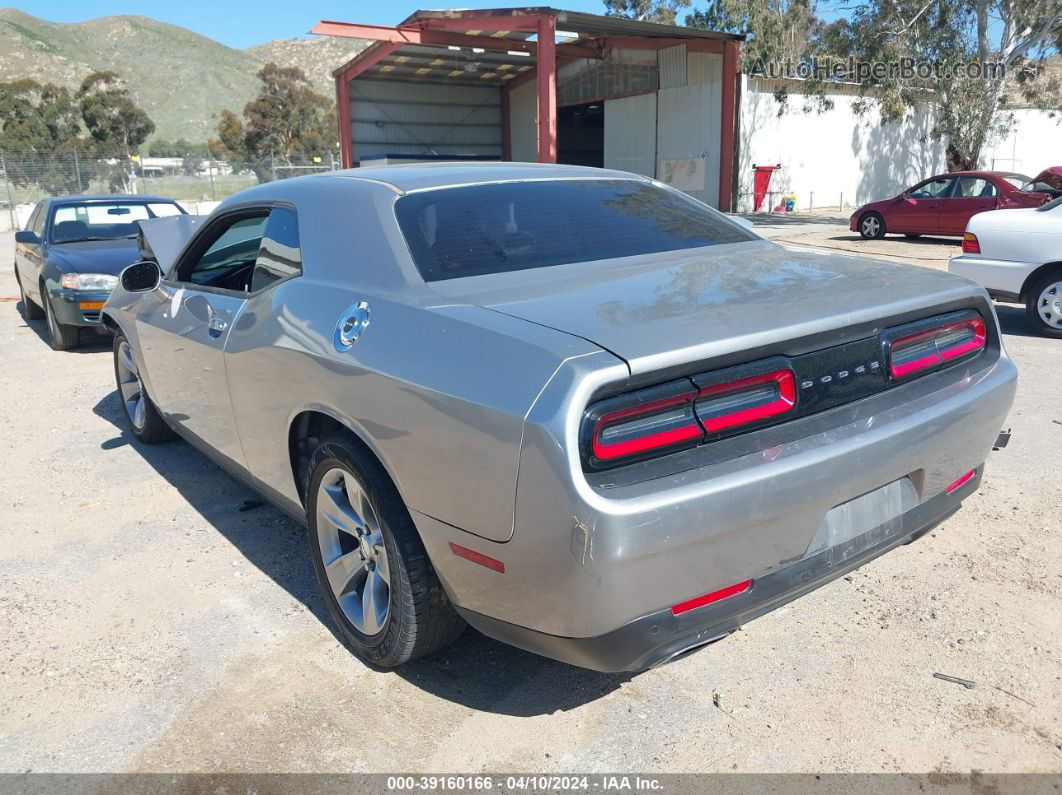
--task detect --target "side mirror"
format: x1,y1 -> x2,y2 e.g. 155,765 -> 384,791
14,230 -> 40,245
120,260 -> 162,292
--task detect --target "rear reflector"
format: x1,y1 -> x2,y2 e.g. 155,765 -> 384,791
945,468 -> 976,494
962,232 -> 980,254
888,316 -> 986,378
449,542 -> 505,573
696,370 -> 796,433
671,579 -> 752,615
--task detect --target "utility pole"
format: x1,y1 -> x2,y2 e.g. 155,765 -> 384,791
207,152 -> 217,200
74,149 -> 83,192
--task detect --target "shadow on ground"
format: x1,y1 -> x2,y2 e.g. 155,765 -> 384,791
91,389 -> 629,716
827,234 -> 960,248
743,213 -> 846,226
17,304 -> 113,353
996,304 -> 1039,339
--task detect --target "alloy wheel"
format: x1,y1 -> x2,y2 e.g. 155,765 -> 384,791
1036,281 -> 1062,330
861,216 -> 880,237
315,467 -> 391,636
116,340 -> 146,430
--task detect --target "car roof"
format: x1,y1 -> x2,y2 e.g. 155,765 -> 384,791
319,161 -> 649,193
48,194 -> 179,205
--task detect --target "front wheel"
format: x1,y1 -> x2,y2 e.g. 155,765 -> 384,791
858,212 -> 886,240
1025,272 -> 1062,339
43,289 -> 79,350
113,333 -> 174,442
306,432 -> 465,667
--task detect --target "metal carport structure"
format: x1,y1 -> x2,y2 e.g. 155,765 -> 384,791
313,7 -> 742,209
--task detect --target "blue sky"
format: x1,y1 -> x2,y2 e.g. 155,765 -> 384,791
16,1 -> 614,48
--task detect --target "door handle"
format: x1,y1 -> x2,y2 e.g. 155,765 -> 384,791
208,317 -> 228,338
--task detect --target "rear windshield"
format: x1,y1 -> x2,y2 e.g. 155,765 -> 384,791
394,179 -> 755,281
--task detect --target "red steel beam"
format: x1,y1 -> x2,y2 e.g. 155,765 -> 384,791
332,42 -> 401,167
536,15 -> 557,163
313,21 -> 602,61
413,15 -> 541,32
717,40 -> 740,211
595,36 -> 727,54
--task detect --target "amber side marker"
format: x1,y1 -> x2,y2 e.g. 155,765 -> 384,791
945,468 -> 977,494
78,301 -> 105,311
671,579 -> 752,616
449,542 -> 505,573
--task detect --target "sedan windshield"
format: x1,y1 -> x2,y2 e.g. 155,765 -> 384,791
394,179 -> 755,281
50,201 -> 184,243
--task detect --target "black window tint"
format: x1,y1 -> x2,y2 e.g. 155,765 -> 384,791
394,179 -> 755,281
186,214 -> 268,286
251,208 -> 302,292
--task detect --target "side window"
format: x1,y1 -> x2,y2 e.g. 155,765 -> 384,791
181,214 -> 269,288
955,177 -> 995,198
911,178 -> 953,199
29,203 -> 46,237
251,208 -> 302,292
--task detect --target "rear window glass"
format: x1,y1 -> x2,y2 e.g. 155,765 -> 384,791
394,179 -> 754,281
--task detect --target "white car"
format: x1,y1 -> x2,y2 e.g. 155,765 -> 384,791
949,196 -> 1062,337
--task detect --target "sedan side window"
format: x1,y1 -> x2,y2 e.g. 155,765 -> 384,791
955,177 -> 995,198
180,214 -> 269,291
910,178 -> 954,199
29,203 -> 46,237
251,208 -> 302,293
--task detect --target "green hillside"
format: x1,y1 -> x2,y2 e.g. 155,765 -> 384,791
0,7 -> 365,142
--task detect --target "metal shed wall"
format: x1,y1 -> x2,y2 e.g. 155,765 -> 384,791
508,80 -> 538,162
603,92 -> 657,177
348,78 -> 503,161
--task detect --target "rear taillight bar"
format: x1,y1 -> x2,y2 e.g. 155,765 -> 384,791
585,363 -> 798,467
885,314 -> 986,379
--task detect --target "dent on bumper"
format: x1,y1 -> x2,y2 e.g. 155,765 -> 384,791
456,473 -> 973,672
419,353 -> 1017,646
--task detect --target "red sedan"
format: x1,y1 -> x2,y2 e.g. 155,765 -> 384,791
850,171 -> 1049,239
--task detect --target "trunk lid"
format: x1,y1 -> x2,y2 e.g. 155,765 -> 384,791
429,240 -> 984,375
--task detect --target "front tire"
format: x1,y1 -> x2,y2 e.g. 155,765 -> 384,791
306,432 -> 465,668
1025,272 -> 1062,339
113,333 -> 174,442
43,288 -> 79,350
858,212 -> 886,240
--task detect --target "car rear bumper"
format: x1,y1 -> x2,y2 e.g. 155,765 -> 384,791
50,288 -> 112,327
949,254 -> 1036,300
455,473 -> 974,672
418,349 -> 1017,661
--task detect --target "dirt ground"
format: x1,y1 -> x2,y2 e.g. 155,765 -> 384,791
0,224 -> 1060,774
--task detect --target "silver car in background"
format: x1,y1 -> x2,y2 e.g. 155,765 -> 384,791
103,163 -> 1016,672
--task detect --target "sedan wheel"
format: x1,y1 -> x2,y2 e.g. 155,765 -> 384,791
859,213 -> 885,240
43,290 -> 80,350
1027,276 -> 1062,338
306,432 -> 465,667
316,467 -> 392,636
111,333 -> 175,442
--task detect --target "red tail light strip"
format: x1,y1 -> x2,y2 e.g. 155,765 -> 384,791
591,394 -> 702,461
696,370 -> 796,432
889,317 -> 986,378
672,579 -> 752,615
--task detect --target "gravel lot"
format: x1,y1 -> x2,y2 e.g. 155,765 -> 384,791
1,223 -> 1059,774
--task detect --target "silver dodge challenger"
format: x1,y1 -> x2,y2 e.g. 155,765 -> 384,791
102,163 -> 1016,672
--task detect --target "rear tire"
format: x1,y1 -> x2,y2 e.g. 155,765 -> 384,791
17,274 -> 44,320
43,288 -> 79,351
858,212 -> 886,240
112,333 -> 174,442
1025,272 -> 1062,339
305,432 -> 465,668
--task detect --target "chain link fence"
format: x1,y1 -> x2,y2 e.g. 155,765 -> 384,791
0,150 -> 341,231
